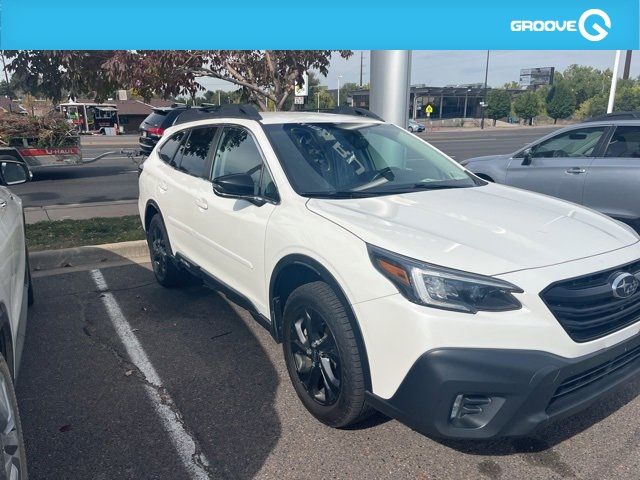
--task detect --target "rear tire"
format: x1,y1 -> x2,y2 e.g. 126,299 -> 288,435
282,281 -> 374,428
146,215 -> 188,288
0,354 -> 28,479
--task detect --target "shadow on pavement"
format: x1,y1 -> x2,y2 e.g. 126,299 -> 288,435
17,255 -> 281,480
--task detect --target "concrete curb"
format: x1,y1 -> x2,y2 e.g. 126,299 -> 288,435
30,240 -> 149,276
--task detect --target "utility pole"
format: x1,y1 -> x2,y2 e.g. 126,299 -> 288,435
623,50 -> 633,80
369,50 -> 411,129
608,50 -> 622,114
480,50 -> 490,130
218,91 -> 221,106
337,75 -> 343,106
359,51 -> 364,87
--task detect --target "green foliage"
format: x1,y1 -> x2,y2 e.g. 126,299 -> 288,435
485,89 -> 511,124
513,91 -> 541,125
562,64 -> 611,106
546,82 -> 577,123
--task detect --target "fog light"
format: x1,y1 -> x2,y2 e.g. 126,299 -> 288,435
449,394 -> 504,429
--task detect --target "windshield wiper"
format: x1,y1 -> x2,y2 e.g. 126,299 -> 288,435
300,191 -> 380,199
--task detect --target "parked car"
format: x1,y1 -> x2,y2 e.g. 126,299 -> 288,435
0,156 -> 33,479
139,105 -> 640,440
139,105 -> 202,155
407,119 -> 425,133
462,118 -> 640,231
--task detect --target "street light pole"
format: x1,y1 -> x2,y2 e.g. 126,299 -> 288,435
480,50 -> 490,130
317,91 -> 320,112
607,50 -> 622,114
337,75 -> 343,106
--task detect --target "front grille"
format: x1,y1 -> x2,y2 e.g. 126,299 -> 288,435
550,342 -> 640,407
541,260 -> 640,342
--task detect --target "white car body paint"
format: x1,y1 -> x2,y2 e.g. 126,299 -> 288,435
139,111 -> 640,424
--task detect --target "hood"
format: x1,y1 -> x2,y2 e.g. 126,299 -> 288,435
307,184 -> 639,276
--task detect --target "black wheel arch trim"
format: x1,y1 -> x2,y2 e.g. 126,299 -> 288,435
269,254 -> 372,391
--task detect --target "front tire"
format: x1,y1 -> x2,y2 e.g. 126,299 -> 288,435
0,355 -> 27,479
283,281 -> 373,428
146,215 -> 188,288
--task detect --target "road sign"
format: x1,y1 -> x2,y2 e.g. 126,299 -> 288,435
294,72 -> 309,97
294,96 -> 304,105
425,105 -> 433,114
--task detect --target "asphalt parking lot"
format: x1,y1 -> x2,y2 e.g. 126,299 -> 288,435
18,259 -> 640,480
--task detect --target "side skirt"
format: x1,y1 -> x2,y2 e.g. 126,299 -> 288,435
174,253 -> 278,341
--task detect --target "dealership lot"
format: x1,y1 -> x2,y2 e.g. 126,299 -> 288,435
18,261 -> 640,480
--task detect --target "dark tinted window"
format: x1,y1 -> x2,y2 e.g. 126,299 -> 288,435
158,130 -> 187,166
212,127 -> 271,197
176,127 -> 216,178
605,126 -> 640,158
263,123 -> 475,196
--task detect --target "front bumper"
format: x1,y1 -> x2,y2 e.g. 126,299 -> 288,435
366,332 -> 640,439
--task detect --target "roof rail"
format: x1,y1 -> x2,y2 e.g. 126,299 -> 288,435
584,111 -> 640,122
174,104 -> 262,125
330,106 -> 384,121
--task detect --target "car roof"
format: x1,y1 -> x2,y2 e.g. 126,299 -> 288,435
258,111 -> 384,125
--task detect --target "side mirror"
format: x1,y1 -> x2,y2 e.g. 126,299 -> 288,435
212,173 -> 265,206
0,160 -> 31,186
521,148 -> 533,166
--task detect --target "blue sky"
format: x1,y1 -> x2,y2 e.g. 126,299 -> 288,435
196,50 -> 638,92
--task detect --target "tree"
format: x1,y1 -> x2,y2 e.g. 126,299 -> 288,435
106,50 -> 352,111
562,65 -> 610,106
513,91 -> 541,125
3,50 -> 352,110
502,81 -> 521,90
546,82 -> 576,123
485,89 -> 511,125
3,50 -> 121,102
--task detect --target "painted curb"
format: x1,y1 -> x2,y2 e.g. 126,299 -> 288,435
30,240 -> 149,273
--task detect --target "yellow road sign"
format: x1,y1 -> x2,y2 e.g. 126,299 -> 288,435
425,105 -> 433,114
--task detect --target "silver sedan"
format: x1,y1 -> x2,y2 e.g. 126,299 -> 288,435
462,119 -> 640,231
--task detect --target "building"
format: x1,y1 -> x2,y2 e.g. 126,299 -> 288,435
349,85 -> 523,120
115,98 -> 174,133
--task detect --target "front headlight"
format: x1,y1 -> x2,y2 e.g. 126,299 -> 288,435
368,245 -> 523,313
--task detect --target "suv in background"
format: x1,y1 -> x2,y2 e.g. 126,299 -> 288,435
462,117 -> 640,231
139,105 -> 202,154
0,157 -> 33,479
139,105 -> 640,440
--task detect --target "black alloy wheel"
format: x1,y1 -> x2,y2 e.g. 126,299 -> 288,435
288,307 -> 342,406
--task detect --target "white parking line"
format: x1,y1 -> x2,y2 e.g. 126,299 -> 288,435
90,269 -> 212,480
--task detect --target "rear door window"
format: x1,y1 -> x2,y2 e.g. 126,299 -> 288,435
175,127 -> 217,178
605,126 -> 640,158
158,130 -> 187,167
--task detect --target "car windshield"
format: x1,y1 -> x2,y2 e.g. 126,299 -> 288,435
263,122 -> 481,197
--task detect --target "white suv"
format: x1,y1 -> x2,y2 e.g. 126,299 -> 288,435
139,106 -> 640,439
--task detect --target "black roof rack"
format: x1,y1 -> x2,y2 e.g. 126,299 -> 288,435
174,104 -> 262,125
584,111 -> 640,122
330,106 -> 384,121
